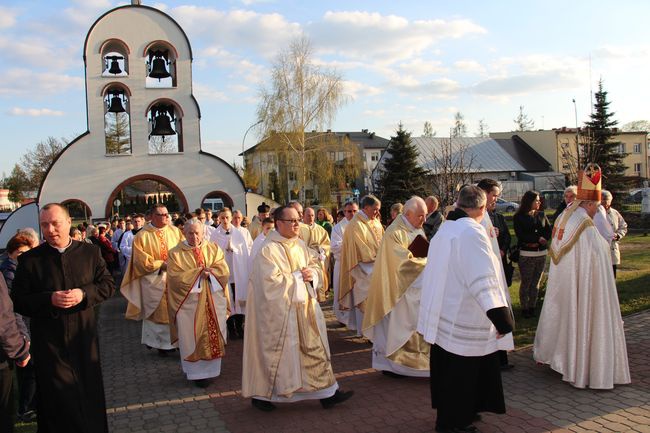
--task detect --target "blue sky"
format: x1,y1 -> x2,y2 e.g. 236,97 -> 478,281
2,0 -> 650,177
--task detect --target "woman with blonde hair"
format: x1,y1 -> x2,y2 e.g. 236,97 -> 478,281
316,207 -> 334,236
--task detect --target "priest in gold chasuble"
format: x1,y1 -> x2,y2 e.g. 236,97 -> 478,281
121,204 -> 183,352
167,219 -> 230,387
300,207 -> 331,302
338,195 -> 383,336
243,206 -> 353,411
363,197 -> 429,377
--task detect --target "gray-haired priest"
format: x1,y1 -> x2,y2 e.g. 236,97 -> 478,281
242,205 -> 353,412
166,218 -> 231,388
362,196 -> 430,377
418,186 -> 514,433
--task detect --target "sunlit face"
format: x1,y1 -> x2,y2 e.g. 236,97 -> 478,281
219,210 -> 232,229
40,206 -> 72,248
291,203 -> 303,219
404,203 -> 427,229
364,203 -> 381,220
118,220 -> 125,230
486,187 -> 500,212
303,208 -> 315,225
262,222 -> 274,236
531,194 -> 541,211
258,211 -> 270,219
276,208 -> 301,238
133,217 -> 145,230
71,231 -> 83,241
601,196 -> 612,210
317,209 -> 325,221
196,212 -> 207,223
582,201 -> 599,218
344,203 -> 358,221
151,207 -> 170,229
184,223 -> 202,247
565,191 -> 576,205
232,211 -> 243,227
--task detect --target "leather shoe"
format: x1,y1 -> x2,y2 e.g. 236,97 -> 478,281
251,398 -> 276,412
193,379 -> 211,388
435,425 -> 480,433
320,390 -> 354,409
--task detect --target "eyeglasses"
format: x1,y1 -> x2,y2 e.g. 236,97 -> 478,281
277,219 -> 301,225
154,213 -> 169,218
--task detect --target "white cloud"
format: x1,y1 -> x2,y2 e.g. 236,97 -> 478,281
170,6 -> 301,57
63,0 -> 115,29
392,77 -> 461,97
0,36 -> 78,71
469,71 -> 581,97
0,7 -> 18,29
363,109 -> 386,117
0,69 -> 83,96
310,12 -> 486,64
7,107 -> 65,116
398,59 -> 447,76
454,59 -> 485,73
193,83 -> 230,102
343,80 -> 383,99
200,46 -> 267,84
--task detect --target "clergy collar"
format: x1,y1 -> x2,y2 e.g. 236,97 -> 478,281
48,238 -> 73,253
183,240 -> 203,248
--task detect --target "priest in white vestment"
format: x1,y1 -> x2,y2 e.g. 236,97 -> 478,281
210,208 -> 251,340
166,219 -> 230,387
330,201 -> 358,327
232,209 -> 255,247
363,197 -> 429,377
534,164 -> 630,390
248,217 -> 274,268
418,186 -> 514,433
242,206 -> 353,411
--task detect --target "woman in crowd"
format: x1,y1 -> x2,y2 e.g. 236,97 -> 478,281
0,234 -> 37,422
97,226 -> 118,270
388,202 -> 403,226
513,190 -> 552,318
601,190 -> 628,277
316,207 -> 334,236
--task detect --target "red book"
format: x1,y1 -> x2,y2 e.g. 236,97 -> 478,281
408,234 -> 429,258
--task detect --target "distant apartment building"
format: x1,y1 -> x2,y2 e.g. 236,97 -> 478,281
242,129 -> 389,205
491,128 -> 649,181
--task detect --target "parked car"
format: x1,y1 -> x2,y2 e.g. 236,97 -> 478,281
495,198 -> 519,213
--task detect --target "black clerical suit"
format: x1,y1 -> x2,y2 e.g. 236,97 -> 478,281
12,241 -> 114,433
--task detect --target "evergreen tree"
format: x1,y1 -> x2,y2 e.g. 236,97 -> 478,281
423,121 -> 436,137
376,123 -> 430,218
583,80 -> 627,190
451,112 -> 467,137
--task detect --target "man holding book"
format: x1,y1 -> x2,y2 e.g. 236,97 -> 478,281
362,196 -> 430,377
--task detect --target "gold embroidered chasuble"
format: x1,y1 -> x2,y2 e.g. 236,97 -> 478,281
121,223 -> 183,323
338,212 -> 384,311
362,216 -> 429,369
298,223 -> 331,301
166,241 -> 230,362
242,230 -> 335,399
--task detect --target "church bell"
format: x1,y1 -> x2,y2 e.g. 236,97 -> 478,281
107,93 -> 126,113
149,107 -> 176,139
148,50 -> 171,80
105,55 -> 124,75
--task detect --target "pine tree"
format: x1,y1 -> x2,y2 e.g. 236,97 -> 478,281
376,124 -> 430,217
583,80 -> 627,191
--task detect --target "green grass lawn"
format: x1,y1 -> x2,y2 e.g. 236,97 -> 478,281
509,232 -> 650,347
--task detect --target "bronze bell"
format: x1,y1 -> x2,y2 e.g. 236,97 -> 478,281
149,58 -> 171,80
150,111 -> 176,138
106,56 -> 124,75
107,94 -> 126,113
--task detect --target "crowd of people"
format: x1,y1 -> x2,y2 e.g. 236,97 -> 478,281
0,163 -> 633,433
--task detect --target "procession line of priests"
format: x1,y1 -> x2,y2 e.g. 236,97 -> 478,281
243,221 -> 338,402
121,207 -> 183,350
534,165 -> 630,389
338,197 -> 384,335
363,198 -> 430,377
330,202 -> 358,327
166,220 -> 231,382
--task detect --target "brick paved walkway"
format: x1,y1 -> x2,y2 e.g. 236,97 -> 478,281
100,296 -> 650,433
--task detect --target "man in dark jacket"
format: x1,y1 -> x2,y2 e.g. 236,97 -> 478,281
423,196 -> 445,240
12,203 -> 115,433
1,273 -> 31,433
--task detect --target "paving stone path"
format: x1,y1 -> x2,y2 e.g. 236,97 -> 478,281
100,295 -> 650,433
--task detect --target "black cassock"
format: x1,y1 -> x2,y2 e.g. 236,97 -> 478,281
12,241 -> 115,433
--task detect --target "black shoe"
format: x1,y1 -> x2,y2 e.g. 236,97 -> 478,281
251,398 -> 276,412
381,370 -> 406,379
320,390 -> 354,409
157,349 -> 169,357
193,379 -> 211,388
435,425 -> 480,433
